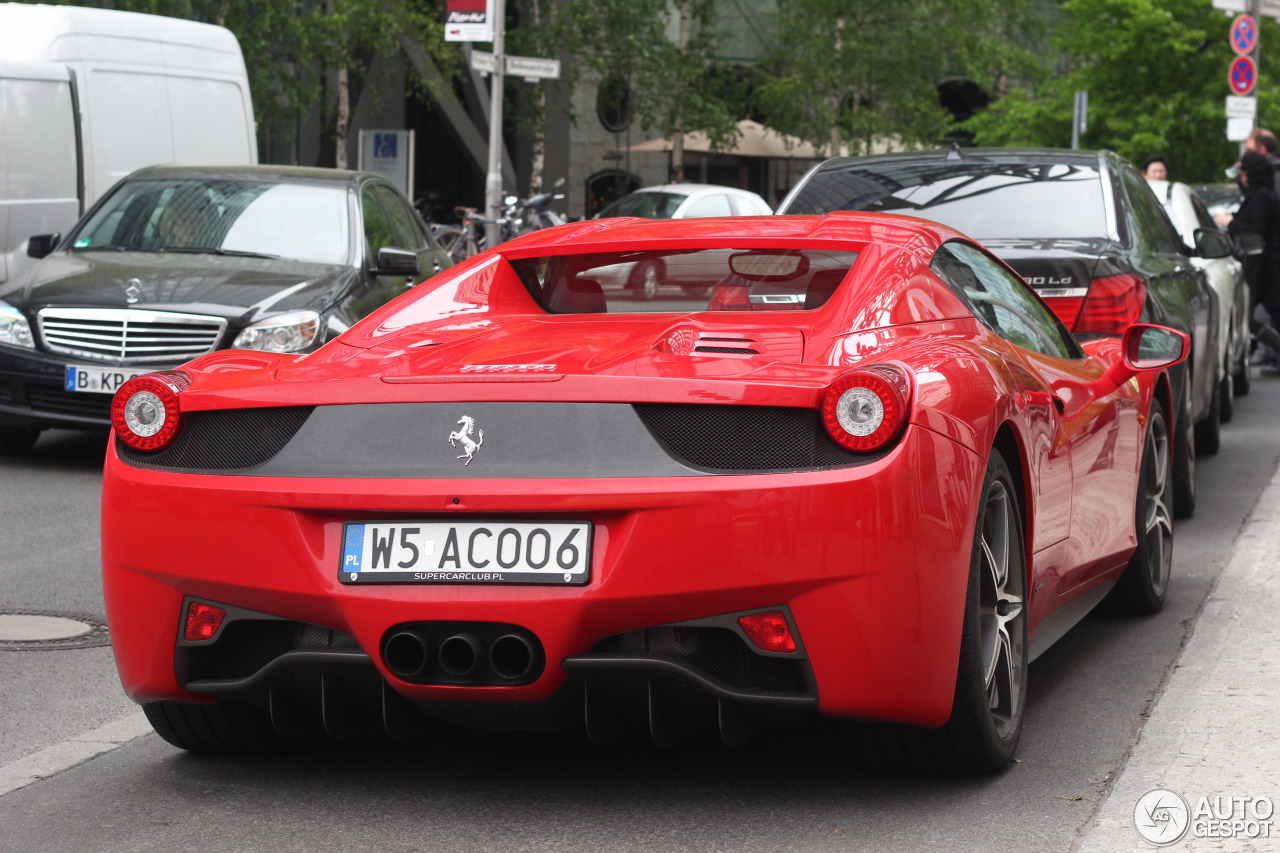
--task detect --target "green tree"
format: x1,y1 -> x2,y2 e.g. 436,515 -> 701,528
758,0 -> 1040,156
966,0 -> 1265,183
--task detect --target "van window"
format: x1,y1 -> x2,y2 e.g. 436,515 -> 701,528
167,77 -> 252,164
3,77 -> 77,200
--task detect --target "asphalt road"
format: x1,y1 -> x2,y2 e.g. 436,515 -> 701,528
3,372 -> 1280,852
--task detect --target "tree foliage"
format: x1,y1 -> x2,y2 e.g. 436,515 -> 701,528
757,0 -> 1041,155
966,0 -> 1263,183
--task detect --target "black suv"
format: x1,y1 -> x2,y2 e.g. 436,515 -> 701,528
779,148 -> 1231,517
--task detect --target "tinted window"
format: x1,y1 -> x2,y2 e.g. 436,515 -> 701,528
361,184 -> 395,264
683,194 -> 734,218
785,160 -> 1109,240
375,184 -> 425,250
931,241 -> 1080,359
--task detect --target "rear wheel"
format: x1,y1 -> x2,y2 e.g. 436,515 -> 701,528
627,259 -> 662,300
433,226 -> 470,263
1220,370 -> 1234,424
1235,338 -> 1252,396
849,448 -> 1027,774
143,700 -> 294,755
1112,399 -> 1174,614
0,426 -> 41,455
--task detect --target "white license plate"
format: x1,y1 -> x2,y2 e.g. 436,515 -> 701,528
340,521 -> 591,585
64,365 -> 148,394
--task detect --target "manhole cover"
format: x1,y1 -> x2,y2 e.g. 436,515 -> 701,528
0,611 -> 111,650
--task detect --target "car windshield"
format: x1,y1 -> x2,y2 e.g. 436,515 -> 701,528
509,248 -> 858,314
785,160 -> 1109,240
597,191 -> 686,219
70,179 -> 351,265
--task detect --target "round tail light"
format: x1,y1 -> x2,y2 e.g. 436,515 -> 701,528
821,365 -> 912,452
111,371 -> 190,451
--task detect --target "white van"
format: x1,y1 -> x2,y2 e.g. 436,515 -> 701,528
0,3 -> 257,283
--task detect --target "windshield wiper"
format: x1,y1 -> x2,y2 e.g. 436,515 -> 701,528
158,247 -> 279,259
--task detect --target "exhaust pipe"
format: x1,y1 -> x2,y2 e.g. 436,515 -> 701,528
489,633 -> 536,680
384,630 -> 434,680
438,632 -> 484,676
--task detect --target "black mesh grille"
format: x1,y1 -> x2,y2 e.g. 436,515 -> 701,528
633,403 -> 886,472
694,346 -> 759,354
593,626 -> 806,694
118,406 -> 314,471
180,619 -> 359,682
0,383 -> 14,405
25,385 -> 113,420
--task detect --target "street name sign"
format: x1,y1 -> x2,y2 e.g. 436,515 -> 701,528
470,49 -> 496,74
505,55 -> 561,80
1213,0 -> 1248,11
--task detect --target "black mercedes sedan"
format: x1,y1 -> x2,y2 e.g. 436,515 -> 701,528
0,165 -> 452,452
778,148 -> 1229,518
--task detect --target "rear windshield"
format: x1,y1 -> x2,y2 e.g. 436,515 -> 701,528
785,161 -> 1108,240
596,192 -> 686,219
509,248 -> 859,314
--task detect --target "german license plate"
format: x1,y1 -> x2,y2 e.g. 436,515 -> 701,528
64,365 -> 147,394
339,521 -> 591,585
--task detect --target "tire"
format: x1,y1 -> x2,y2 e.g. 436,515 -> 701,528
0,426 -> 41,455
1172,379 -> 1196,519
143,700 -> 293,755
848,448 -> 1028,774
1220,370 -> 1234,424
1111,399 -> 1174,614
1235,339 -> 1252,397
626,259 -> 662,300
1195,376 -> 1221,456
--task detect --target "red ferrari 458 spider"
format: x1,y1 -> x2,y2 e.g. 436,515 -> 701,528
102,213 -> 1188,773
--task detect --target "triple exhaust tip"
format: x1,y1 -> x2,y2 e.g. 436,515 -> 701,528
384,629 -> 536,682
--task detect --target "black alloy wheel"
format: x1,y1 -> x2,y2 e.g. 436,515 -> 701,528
1111,399 -> 1174,614
1195,374 -> 1221,456
1235,337 -> 1252,397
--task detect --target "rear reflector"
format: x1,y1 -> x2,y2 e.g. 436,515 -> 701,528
737,610 -> 797,653
183,601 -> 226,642
1074,273 -> 1146,335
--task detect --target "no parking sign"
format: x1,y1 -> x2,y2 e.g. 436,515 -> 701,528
1231,14 -> 1258,55
1230,55 -> 1258,96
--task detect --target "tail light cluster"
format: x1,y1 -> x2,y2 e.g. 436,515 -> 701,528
1042,273 -> 1147,336
821,364 -> 912,452
111,371 -> 190,451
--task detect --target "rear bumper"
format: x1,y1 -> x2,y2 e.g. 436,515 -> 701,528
102,422 -> 985,729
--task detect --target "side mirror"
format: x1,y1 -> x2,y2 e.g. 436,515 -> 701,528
1060,324 -> 1189,418
1193,228 -> 1233,259
26,233 -> 61,259
373,247 -> 420,277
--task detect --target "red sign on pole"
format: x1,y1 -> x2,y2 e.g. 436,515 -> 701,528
1230,55 -> 1258,96
1231,14 -> 1259,55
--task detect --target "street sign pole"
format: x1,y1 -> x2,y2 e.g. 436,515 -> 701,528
484,0 -> 507,248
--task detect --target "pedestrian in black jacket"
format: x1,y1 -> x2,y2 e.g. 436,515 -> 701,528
1227,151 -> 1280,364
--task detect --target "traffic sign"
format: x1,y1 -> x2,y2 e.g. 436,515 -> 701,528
1229,117 -> 1254,141
1231,14 -> 1258,55
504,55 -> 560,80
1213,0 -> 1248,12
1227,95 -> 1258,118
1230,55 -> 1258,96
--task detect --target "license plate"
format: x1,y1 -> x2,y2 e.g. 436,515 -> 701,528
64,365 -> 148,394
339,521 -> 591,585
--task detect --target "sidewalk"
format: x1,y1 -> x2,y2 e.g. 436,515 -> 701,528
1076,467 -> 1280,851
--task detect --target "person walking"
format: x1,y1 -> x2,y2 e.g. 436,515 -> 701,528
1226,151 -> 1280,369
